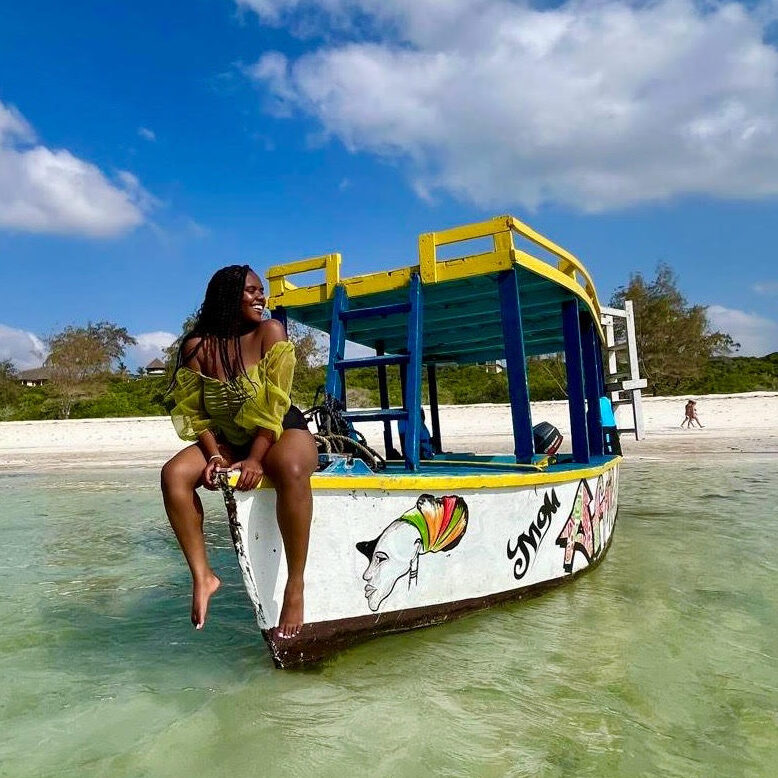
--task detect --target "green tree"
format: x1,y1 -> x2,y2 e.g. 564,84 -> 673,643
527,355 -> 568,401
0,359 -> 21,419
681,353 -> 778,394
611,264 -> 737,395
45,322 -> 136,418
435,364 -> 509,404
288,322 -> 327,407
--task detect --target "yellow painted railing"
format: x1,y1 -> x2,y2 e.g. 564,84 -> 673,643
418,214 -> 602,321
507,215 -> 600,319
266,252 -> 341,307
265,215 -> 602,329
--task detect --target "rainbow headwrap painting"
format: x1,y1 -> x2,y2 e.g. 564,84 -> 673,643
356,494 -> 470,612
399,495 -> 469,554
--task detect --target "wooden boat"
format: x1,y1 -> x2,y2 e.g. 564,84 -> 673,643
223,215 -> 621,668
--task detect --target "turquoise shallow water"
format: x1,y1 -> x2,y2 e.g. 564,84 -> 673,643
1,458 -> 776,777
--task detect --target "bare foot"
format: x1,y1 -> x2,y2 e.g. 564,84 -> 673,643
276,580 -> 304,639
191,572 -> 221,630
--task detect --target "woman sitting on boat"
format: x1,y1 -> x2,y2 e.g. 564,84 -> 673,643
161,265 -> 318,637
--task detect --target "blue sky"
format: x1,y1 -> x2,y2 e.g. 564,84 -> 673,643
1,0 -> 778,369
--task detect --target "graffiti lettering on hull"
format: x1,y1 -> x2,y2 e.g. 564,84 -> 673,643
556,473 -> 616,573
356,495 -> 469,612
506,489 -> 561,580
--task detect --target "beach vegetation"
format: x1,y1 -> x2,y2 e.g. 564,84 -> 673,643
44,322 -> 137,418
4,350 -> 776,421
680,353 -> 778,394
3,289 -> 776,422
611,264 -> 738,395
0,360 -> 21,419
289,359 -> 569,409
527,356 -> 568,401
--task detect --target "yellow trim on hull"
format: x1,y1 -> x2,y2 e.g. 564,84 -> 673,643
229,457 -> 621,492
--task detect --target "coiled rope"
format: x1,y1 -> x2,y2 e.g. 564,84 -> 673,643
303,387 -> 386,471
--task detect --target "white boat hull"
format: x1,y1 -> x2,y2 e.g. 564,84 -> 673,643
224,459 -> 620,667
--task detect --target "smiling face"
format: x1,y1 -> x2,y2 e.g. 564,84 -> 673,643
361,521 -> 421,611
240,270 -> 267,325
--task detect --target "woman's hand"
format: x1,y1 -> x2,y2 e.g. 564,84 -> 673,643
202,455 -> 226,491
232,457 -> 265,491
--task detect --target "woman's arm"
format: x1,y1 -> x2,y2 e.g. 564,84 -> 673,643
199,429 -> 227,491
181,336 -> 225,489
231,429 -> 273,491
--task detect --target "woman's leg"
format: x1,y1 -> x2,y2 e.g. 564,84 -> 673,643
161,444 -> 224,629
262,428 -> 319,638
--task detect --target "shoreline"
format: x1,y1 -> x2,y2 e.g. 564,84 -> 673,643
1,391 -> 776,472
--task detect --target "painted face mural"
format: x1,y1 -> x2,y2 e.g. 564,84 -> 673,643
356,494 -> 469,612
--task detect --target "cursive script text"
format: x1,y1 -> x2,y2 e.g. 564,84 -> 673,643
506,490 -> 561,580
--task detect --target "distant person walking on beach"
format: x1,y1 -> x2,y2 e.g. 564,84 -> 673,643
681,400 -> 704,428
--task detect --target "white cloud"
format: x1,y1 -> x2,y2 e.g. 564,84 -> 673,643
138,126 -> 156,142
1,325 -> 178,371
182,217 -> 210,238
243,0 -> 778,211
0,100 -> 152,237
0,102 -> 33,142
126,331 -> 177,369
753,281 -> 778,295
0,324 -> 47,369
708,305 -> 778,356
238,0 -> 298,21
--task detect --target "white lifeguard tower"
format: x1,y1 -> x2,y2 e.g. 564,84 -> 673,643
601,301 -> 646,439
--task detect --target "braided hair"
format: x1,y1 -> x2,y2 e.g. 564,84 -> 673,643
170,264 -> 255,395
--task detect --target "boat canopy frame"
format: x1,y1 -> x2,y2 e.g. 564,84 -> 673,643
266,215 -> 608,471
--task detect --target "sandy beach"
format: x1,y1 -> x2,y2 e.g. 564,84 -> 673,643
1,392 -> 776,471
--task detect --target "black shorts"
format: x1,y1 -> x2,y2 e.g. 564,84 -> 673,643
215,405 -> 309,453
282,404 -> 309,432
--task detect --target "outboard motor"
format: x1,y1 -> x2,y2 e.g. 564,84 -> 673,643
533,422 -> 563,455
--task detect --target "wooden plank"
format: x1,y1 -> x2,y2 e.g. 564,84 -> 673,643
581,314 -> 604,457
403,274 -> 424,471
498,267 -> 534,463
562,300 -> 590,463
375,340 -> 395,458
325,285 -> 348,403
427,363 -> 442,454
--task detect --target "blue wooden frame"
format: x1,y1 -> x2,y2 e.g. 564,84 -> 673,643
327,277 -> 423,470
427,363 -> 442,454
403,273 -> 424,471
497,267 -> 534,463
375,340 -> 396,457
562,299 -> 590,463
581,313 -> 604,457
325,285 -> 348,402
594,333 -> 606,397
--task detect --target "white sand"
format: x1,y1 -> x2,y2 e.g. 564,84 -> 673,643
1,392 -> 776,471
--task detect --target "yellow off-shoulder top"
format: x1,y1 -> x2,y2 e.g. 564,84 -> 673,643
170,340 -> 296,446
